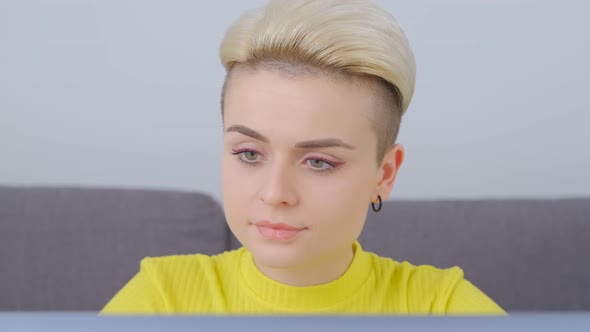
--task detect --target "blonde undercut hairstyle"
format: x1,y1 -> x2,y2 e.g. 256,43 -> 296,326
219,0 -> 416,165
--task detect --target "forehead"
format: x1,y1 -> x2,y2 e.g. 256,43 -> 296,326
223,68 -> 377,146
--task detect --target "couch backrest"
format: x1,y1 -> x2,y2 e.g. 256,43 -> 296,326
2,186 -> 589,311
358,199 -> 590,311
0,186 -> 228,311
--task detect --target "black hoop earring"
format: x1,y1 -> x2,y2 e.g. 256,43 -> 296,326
371,195 -> 382,213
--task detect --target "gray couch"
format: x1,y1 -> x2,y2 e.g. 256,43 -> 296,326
1,185 -> 588,312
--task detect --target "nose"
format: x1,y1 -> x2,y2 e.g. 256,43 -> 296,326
259,159 -> 298,206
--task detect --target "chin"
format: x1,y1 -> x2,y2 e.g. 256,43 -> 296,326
241,231 -> 311,269
248,243 -> 309,269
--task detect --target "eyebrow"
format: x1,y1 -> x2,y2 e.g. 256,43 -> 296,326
225,125 -> 356,150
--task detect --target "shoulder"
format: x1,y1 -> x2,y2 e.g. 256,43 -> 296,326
132,248 -> 245,298
139,248 -> 244,280
367,253 -> 503,314
129,248 -> 245,312
368,252 -> 464,289
101,249 -> 245,313
366,252 -> 465,312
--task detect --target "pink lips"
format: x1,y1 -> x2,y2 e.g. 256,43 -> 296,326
254,221 -> 306,241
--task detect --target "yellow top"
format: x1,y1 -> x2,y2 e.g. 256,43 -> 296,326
101,242 -> 504,314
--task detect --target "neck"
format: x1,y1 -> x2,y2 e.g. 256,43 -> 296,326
253,245 -> 355,287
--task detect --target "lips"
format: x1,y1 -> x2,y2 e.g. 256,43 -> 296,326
254,220 -> 306,241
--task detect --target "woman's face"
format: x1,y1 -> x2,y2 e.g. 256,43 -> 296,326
221,67 -> 397,270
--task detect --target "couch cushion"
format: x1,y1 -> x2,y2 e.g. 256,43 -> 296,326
0,186 -> 228,311
359,199 -> 590,311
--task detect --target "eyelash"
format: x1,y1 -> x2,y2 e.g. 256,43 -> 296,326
231,149 -> 340,176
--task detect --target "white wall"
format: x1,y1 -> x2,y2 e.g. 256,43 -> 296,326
1,0 -> 589,204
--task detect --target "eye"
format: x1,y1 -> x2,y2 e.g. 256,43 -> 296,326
231,149 -> 262,166
309,158 -> 326,168
306,157 -> 339,176
306,157 -> 337,171
242,151 -> 258,161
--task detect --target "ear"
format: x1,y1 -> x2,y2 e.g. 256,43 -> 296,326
373,144 -> 404,202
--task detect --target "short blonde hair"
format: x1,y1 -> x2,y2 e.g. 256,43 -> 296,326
219,0 -> 416,164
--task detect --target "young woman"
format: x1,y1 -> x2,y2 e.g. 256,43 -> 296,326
102,0 -> 504,314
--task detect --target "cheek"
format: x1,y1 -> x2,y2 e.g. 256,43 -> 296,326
222,157 -> 251,230
222,156 -> 264,214
222,157 -> 250,199
303,169 -> 373,230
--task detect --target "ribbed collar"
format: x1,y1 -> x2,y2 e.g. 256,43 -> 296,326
238,241 -> 372,311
